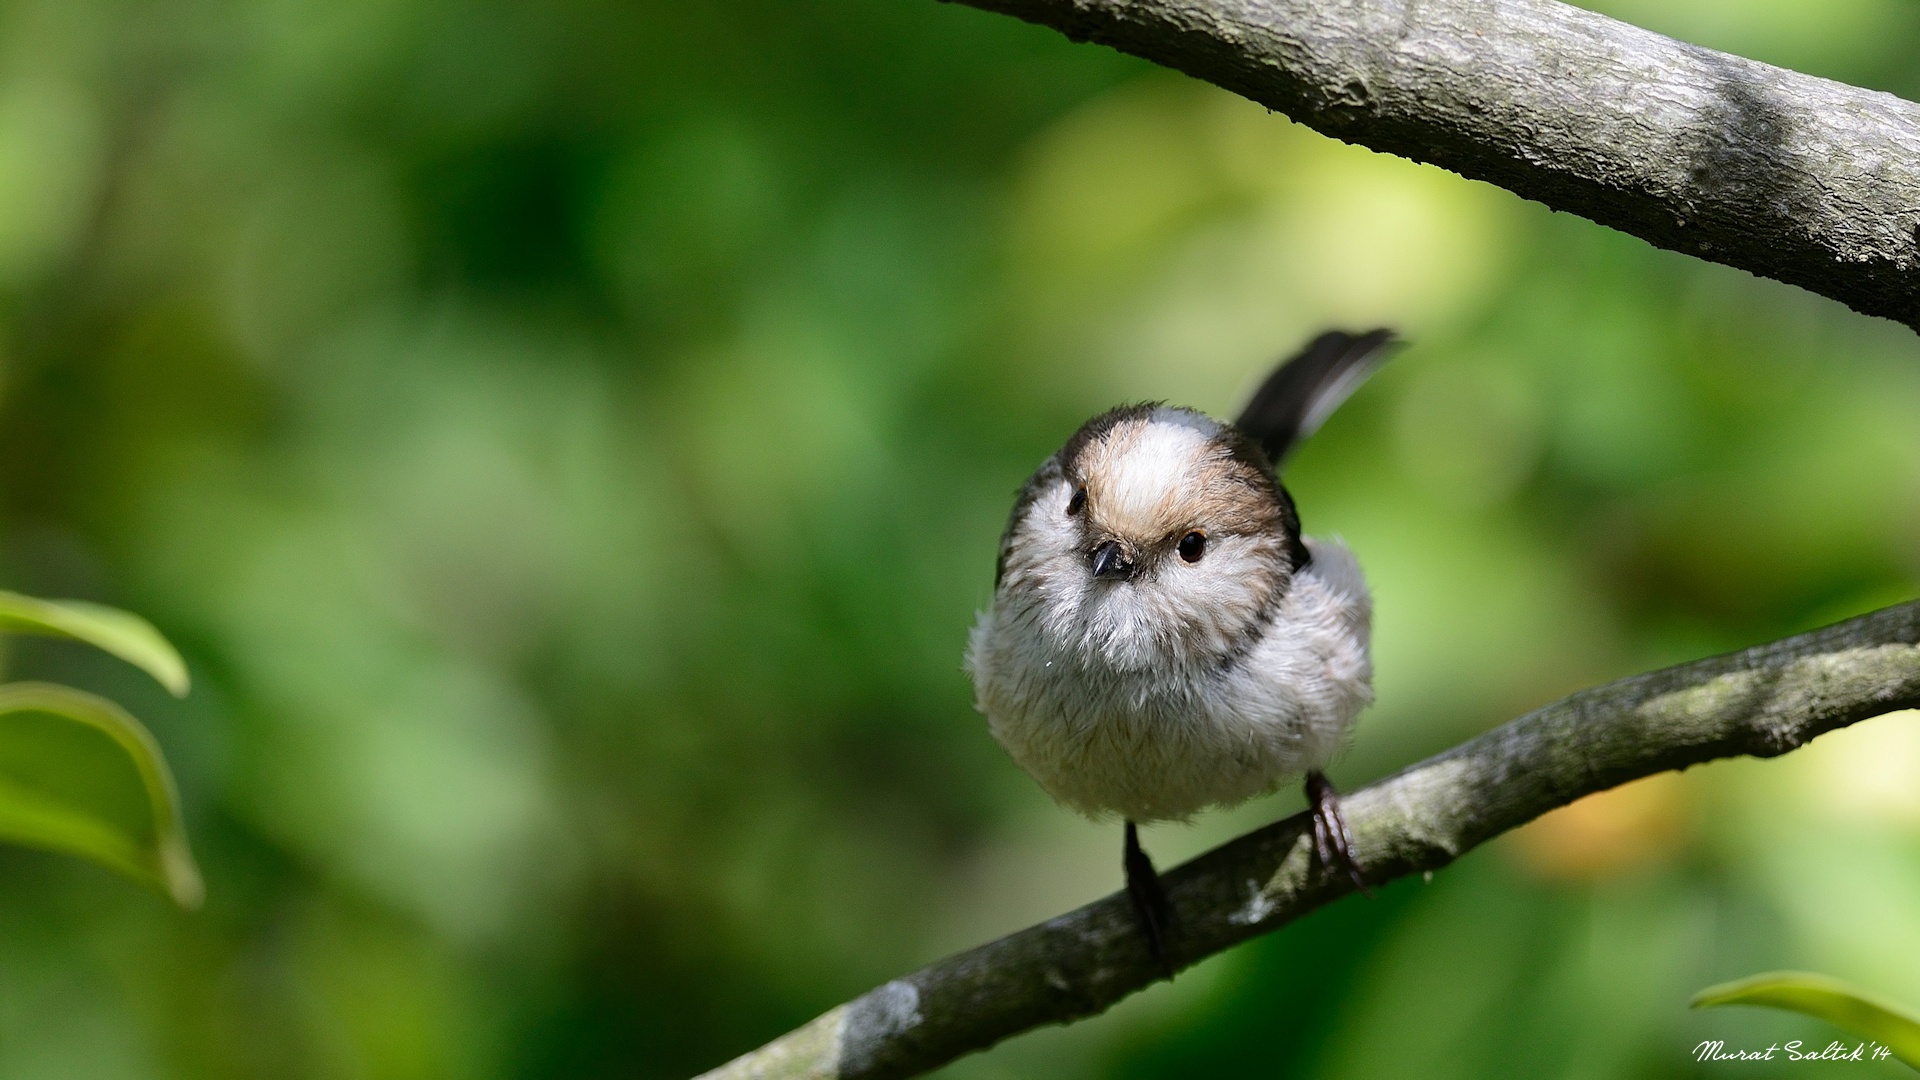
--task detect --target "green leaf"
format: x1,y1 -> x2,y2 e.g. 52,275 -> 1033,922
0,682 -> 202,907
0,590 -> 189,696
1692,971 -> 1920,1069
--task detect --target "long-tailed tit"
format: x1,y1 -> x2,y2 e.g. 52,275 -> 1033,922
966,329 -> 1396,962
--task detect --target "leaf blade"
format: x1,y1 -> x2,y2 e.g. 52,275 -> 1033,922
0,683 -> 202,907
0,591 -> 189,696
1692,971 -> 1920,1069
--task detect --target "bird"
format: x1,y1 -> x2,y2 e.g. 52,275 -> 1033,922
964,328 -> 1396,966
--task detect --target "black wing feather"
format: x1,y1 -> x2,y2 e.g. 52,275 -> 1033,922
1234,328 -> 1398,469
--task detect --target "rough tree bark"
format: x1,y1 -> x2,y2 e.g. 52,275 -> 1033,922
951,0 -> 1920,331
697,600 -> 1920,1079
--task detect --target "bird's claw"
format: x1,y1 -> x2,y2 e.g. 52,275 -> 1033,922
1306,770 -> 1371,897
1123,820 -> 1175,977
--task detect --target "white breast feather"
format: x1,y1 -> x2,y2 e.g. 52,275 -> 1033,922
966,536 -> 1373,823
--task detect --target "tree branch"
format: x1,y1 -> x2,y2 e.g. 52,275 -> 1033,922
948,0 -> 1920,331
695,600 -> 1920,1080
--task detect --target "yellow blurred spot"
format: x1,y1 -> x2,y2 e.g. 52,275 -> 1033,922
1005,77 -> 1518,409
1508,771 -> 1687,880
1799,710 -> 1920,829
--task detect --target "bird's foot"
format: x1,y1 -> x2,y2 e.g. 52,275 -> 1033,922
1305,771 -> 1371,896
1123,820 -> 1175,977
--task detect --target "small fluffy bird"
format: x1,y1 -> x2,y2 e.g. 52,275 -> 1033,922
965,329 -> 1396,960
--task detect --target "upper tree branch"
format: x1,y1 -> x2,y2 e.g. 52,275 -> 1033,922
696,599 -> 1920,1080
952,0 -> 1920,330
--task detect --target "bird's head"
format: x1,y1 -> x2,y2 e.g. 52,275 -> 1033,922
996,405 -> 1301,671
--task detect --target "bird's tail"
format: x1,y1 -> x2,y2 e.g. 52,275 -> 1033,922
1233,329 -> 1399,469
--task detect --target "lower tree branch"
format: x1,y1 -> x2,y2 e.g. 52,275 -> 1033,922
945,0 -> 1920,332
695,599 -> 1920,1080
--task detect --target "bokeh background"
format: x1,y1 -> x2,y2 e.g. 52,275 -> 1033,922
0,0 -> 1916,1076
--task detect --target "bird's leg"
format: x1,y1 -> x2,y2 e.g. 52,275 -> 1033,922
1305,770 -> 1371,896
1123,820 -> 1174,974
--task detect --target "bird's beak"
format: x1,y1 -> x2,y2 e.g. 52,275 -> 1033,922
1090,540 -> 1135,581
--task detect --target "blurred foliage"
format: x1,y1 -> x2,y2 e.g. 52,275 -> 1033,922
0,590 -> 189,695
0,0 -> 1912,1078
1693,972 -> 1920,1067
0,682 -> 198,908
0,590 -> 197,905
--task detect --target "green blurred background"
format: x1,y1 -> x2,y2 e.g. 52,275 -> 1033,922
0,0 -> 1915,1076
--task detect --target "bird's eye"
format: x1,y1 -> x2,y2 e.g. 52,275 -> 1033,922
1067,487 -> 1086,516
1177,530 -> 1207,563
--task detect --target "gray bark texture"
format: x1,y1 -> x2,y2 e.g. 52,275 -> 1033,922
951,0 -> 1920,330
696,600 -> 1920,1080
